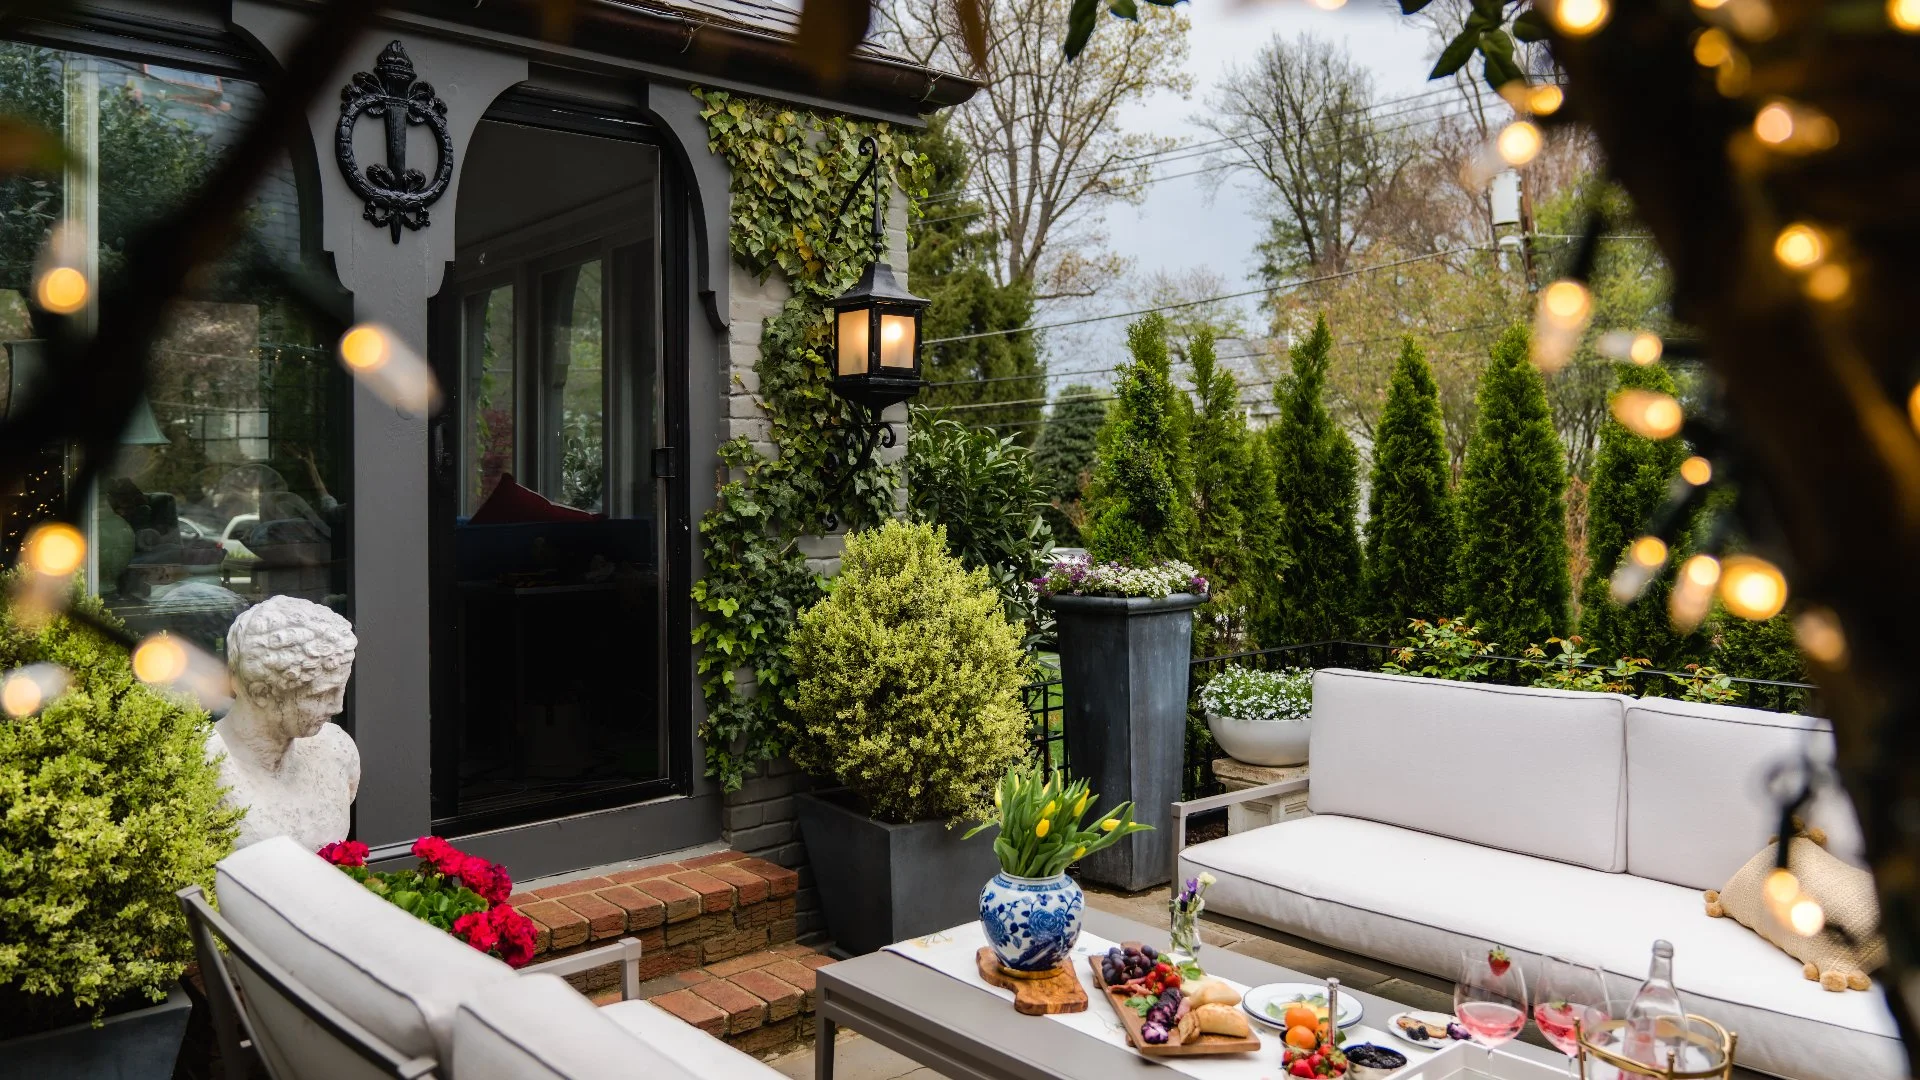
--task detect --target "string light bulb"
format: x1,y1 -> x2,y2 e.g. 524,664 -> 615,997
1630,536 -> 1669,568
1670,554 -> 1721,631
1527,85 -> 1564,115
1719,554 -> 1788,620
1892,0 -> 1920,31
1680,455 -> 1713,486
1497,122 -> 1543,167
132,634 -> 189,685
1908,380 -> 1920,438
1773,223 -> 1829,271
1611,389 -> 1684,439
1596,329 -> 1663,365
1693,27 -> 1734,65
34,266 -> 88,314
1764,867 -> 1799,906
1795,606 -> 1848,667
1530,280 -> 1594,373
1804,263 -> 1850,302
336,324 -> 442,415
22,522 -> 84,578
1549,0 -> 1611,35
0,663 -> 67,718
1789,897 -> 1826,936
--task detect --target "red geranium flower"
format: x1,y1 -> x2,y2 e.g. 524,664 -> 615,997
489,904 -> 538,968
317,840 -> 369,868
452,910 -> 501,954
457,854 -> 512,905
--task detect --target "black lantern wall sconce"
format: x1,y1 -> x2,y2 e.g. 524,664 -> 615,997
819,136 -> 929,527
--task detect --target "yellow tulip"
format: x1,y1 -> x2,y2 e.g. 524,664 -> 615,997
1043,801 -> 1057,816
1074,845 -> 1087,859
1074,793 -> 1089,816
1101,819 -> 1118,832
1036,820 -> 1050,838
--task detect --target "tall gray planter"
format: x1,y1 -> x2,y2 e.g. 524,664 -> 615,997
1047,592 -> 1202,891
794,789 -> 1003,955
0,985 -> 192,1080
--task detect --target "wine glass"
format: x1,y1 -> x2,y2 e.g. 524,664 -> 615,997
1533,956 -> 1613,1076
1454,944 -> 1528,1049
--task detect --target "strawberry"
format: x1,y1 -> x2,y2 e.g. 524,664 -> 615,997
1291,1062 -> 1315,1078
1308,1054 -> 1324,1069
1488,947 -> 1511,976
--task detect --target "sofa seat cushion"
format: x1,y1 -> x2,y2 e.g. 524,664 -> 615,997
1181,815 -> 1902,1080
603,999 -> 788,1078
1308,670 -> 1628,871
453,974 -> 736,1080
216,836 -> 514,1063
1625,699 -> 1864,891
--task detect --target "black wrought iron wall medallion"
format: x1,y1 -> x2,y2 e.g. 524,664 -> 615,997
336,41 -> 453,243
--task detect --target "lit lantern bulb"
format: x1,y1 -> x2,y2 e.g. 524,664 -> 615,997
1773,223 -> 1828,271
1892,0 -> 1920,31
1794,607 -> 1848,666
1629,536 -> 1668,568
23,522 -> 85,578
1680,455 -> 1713,486
1719,554 -> 1788,620
1526,85 -> 1564,115
34,266 -> 88,314
1497,122 -> 1543,167
881,320 -> 905,345
1611,389 -> 1684,439
1550,0 -> 1611,35
132,634 -> 189,685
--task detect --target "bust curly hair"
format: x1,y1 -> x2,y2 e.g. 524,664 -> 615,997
228,595 -> 357,709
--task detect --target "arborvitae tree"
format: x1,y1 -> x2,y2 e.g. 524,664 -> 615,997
910,115 -> 1044,440
1362,336 -> 1458,638
1082,313 -> 1193,564
1188,329 -> 1275,653
1578,362 -> 1700,666
1454,324 -> 1571,652
1030,384 -> 1107,545
1257,315 -> 1362,644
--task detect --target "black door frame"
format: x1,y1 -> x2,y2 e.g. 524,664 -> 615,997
425,86 -> 694,838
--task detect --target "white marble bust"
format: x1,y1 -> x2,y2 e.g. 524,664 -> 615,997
206,596 -> 360,852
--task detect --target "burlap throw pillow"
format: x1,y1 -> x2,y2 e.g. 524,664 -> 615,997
1705,835 -> 1885,991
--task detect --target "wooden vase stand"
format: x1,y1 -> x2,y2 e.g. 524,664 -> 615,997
975,947 -> 1088,1014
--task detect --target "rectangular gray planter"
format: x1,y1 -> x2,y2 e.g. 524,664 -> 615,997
794,788 -> 1003,955
1047,592 -> 1202,892
0,985 -> 192,1080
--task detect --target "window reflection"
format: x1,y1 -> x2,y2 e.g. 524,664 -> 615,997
0,43 -> 350,664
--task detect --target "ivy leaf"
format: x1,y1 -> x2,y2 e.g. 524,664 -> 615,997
1512,8 -> 1551,41
1399,0 -> 1435,12
1429,29 -> 1480,79
1110,0 -> 1139,18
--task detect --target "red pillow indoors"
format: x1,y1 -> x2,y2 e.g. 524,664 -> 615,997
468,474 -> 599,524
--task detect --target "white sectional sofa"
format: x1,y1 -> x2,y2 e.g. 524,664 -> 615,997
1178,669 -> 1902,1080
201,835 -> 785,1079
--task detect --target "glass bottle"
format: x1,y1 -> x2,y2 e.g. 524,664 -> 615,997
1624,940 -> 1685,1067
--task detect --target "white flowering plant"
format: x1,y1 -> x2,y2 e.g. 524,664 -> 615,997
1033,554 -> 1208,599
1199,665 -> 1313,723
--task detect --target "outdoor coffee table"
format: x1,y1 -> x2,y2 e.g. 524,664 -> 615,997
814,908 -> 1566,1080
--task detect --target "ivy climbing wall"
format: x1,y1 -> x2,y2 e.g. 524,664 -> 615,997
690,89 -> 924,939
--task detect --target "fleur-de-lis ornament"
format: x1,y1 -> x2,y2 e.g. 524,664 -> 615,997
335,41 -> 453,242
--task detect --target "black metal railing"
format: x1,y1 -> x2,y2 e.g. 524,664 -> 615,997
1021,638 -> 1819,807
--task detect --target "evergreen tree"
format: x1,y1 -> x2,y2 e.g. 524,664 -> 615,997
1578,362 -> 1700,666
1082,314 -> 1193,564
1257,315 -> 1363,644
1454,324 -> 1571,652
910,116 -> 1044,440
1029,384 -> 1107,545
1362,336 -> 1458,638
1188,329 -> 1276,652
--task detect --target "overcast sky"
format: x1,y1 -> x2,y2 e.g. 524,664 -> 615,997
1034,0 -> 1444,399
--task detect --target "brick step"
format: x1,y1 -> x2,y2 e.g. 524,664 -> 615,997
614,943 -> 836,1058
513,850 -> 800,984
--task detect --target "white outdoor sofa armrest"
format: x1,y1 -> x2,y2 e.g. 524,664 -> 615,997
1169,777 -> 1308,885
525,937 -> 646,1002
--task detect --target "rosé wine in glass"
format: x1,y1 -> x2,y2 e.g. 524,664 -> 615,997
1457,1001 -> 1527,1044
1454,945 -> 1528,1049
1534,1001 -> 1604,1055
1535,955 -> 1614,1077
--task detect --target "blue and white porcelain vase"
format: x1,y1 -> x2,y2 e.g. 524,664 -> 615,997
980,871 -> 1085,973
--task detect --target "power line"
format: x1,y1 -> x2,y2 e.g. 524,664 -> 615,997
923,247 -> 1495,346
923,347 -> 1275,389
918,82 -> 1470,210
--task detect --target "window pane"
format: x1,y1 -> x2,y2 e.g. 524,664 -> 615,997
542,260 -> 603,512
0,42 -> 351,663
463,286 -> 514,515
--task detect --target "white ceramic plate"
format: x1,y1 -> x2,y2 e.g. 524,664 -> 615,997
1382,1010 -> 1467,1050
1243,982 -> 1364,1031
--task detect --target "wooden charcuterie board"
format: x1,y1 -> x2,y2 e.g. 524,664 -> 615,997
976,947 -> 1088,1014
1088,955 -> 1263,1057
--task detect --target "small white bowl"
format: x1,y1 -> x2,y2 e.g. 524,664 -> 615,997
1205,710 -> 1310,766
1344,1043 -> 1409,1080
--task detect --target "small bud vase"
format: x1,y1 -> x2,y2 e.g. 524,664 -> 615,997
1168,898 -> 1202,967
980,871 -> 1084,974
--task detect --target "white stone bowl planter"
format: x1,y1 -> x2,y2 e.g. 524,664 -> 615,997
1205,709 -> 1310,766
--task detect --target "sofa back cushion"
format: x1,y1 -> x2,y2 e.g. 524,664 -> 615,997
1625,698 -> 1863,891
216,836 -> 514,1063
1308,669 -> 1629,871
452,974 -> 699,1080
